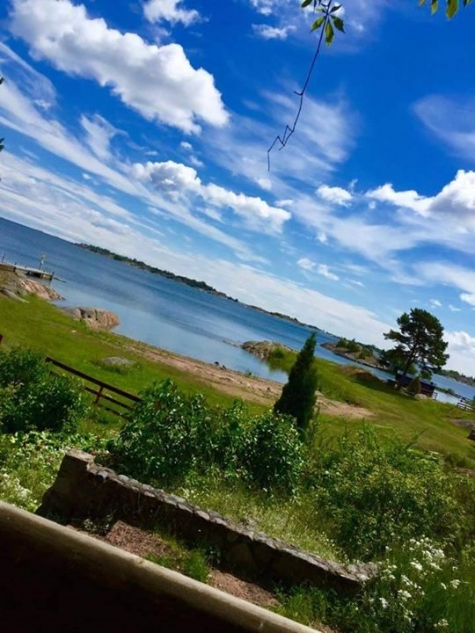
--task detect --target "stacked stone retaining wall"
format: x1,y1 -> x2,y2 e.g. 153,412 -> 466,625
38,451 -> 376,593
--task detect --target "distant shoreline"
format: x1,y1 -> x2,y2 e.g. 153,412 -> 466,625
76,242 -> 323,334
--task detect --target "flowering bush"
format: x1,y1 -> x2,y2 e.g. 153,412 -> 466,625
0,431 -> 106,512
362,537 -> 475,633
311,426 -> 462,559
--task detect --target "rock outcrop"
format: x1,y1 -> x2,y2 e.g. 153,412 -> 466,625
241,340 -> 295,361
0,272 -> 64,301
61,307 -> 120,331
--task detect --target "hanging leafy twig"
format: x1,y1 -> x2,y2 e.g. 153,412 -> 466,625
267,1 -> 344,171
266,0 -> 471,170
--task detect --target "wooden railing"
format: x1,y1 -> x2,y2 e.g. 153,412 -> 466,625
0,332 -> 139,418
457,396 -> 475,412
45,357 -> 140,418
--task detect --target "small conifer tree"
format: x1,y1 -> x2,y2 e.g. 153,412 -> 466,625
274,332 -> 318,431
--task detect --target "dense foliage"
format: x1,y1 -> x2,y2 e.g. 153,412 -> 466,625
0,348 -> 87,433
274,332 -> 318,431
110,380 -> 304,492
310,427 -> 473,560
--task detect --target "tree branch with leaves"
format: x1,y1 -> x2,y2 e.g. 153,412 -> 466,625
267,0 -> 472,166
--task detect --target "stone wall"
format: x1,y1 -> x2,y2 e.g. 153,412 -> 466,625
38,450 -> 377,594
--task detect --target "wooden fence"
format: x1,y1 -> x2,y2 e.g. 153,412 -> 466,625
457,396 -> 475,412
0,333 -> 140,418
45,357 -> 140,418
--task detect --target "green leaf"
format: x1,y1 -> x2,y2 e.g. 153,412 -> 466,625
332,16 -> 345,32
330,4 -> 341,12
325,19 -> 334,45
301,0 -> 313,7
446,0 -> 459,17
311,15 -> 325,31
431,0 -> 439,13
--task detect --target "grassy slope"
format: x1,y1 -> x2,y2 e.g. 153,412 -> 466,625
268,347 -> 475,467
1,294 -> 474,466
0,294 -> 243,410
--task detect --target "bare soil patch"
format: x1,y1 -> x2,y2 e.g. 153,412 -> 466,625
78,520 -> 279,609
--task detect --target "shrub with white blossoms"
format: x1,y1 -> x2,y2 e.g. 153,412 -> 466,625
362,537 -> 474,633
0,431 -> 108,512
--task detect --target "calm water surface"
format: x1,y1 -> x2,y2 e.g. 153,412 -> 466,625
1,217 -> 473,402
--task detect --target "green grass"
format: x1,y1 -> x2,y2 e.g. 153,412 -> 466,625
0,294 -> 252,411
176,477 -> 343,561
268,345 -> 475,468
147,539 -> 211,584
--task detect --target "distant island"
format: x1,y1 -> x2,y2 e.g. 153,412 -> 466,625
439,368 -> 475,388
76,243 -> 320,332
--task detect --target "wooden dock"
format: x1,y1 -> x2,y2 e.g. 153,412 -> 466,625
0,261 -> 54,281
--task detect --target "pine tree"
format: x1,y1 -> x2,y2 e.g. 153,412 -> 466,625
274,332 -> 318,431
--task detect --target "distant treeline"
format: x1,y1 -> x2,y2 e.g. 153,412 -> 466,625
77,242 -> 321,332
439,368 -> 475,387
77,243 -> 219,294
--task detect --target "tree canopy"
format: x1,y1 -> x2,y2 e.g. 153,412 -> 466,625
274,332 -> 318,431
383,308 -> 449,381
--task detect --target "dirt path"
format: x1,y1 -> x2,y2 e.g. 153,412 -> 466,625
126,342 -> 373,419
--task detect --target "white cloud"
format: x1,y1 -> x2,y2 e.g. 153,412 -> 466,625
0,58 -> 139,195
317,232 -> 328,244
430,299 -> 442,308
445,331 -> 475,374
180,141 -> 193,151
252,24 -> 294,40
367,183 -> 430,216
80,114 -> 118,161
297,258 -> 339,281
317,264 -> 339,281
413,95 -> 475,162
132,160 -> 201,193
256,177 -> 272,191
276,199 -> 293,208
367,171 -> 475,228
416,262 -> 475,308
10,0 -> 228,134
297,257 -> 315,271
449,304 -> 461,312
317,184 -> 353,206
249,0 -> 278,16
132,160 -> 291,233
143,0 -> 200,26
461,293 -> 475,307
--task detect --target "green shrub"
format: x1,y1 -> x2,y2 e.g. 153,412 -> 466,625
241,411 -> 304,493
311,427 -> 464,560
407,375 -> 422,395
112,380 -> 214,486
0,347 -> 49,387
274,333 -> 318,431
112,380 -> 304,493
0,348 -> 87,433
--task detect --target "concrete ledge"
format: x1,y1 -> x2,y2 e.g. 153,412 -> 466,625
0,502 -> 319,633
37,451 -> 376,593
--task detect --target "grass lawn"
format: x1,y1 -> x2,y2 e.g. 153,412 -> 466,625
1,293 -> 474,466
0,294 -> 245,410
269,347 -> 475,468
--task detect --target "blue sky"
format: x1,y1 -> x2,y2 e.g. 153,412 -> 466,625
0,0 -> 475,373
